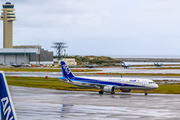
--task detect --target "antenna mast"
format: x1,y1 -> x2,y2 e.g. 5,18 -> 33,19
51,42 -> 68,60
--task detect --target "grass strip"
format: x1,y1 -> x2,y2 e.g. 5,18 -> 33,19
0,68 -> 101,72
6,76 -> 180,94
133,84 -> 180,94
6,76 -> 99,91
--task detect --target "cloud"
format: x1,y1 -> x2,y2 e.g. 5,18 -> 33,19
142,0 -> 177,12
1,0 -> 180,56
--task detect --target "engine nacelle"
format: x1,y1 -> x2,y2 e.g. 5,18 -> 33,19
120,88 -> 131,92
103,86 -> 115,93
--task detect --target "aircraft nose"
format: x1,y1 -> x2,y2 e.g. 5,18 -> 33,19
154,84 -> 159,89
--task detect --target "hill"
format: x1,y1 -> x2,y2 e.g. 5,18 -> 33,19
66,55 -> 122,66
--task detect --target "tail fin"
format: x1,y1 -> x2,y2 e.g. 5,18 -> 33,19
61,61 -> 75,79
0,71 -> 17,120
84,63 -> 86,66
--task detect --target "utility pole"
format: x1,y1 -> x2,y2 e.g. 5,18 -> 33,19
64,49 -> 66,58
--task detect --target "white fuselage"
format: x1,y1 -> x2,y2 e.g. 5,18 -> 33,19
60,76 -> 158,90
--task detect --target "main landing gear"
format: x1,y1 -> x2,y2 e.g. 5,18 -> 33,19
99,87 -> 104,94
145,90 -> 148,96
111,91 -> 115,94
98,91 -> 115,94
99,91 -> 103,94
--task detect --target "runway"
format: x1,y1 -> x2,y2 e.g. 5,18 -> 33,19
5,72 -> 180,81
10,86 -> 180,120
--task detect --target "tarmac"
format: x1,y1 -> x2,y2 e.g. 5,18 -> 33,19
5,67 -> 180,119
10,86 -> 180,120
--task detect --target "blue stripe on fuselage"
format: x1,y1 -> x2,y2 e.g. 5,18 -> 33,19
71,77 -> 143,88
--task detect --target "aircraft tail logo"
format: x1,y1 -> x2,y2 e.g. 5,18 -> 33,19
61,61 -> 75,79
0,72 -> 17,120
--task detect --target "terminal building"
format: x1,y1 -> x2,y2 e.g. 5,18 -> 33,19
0,1 -> 53,66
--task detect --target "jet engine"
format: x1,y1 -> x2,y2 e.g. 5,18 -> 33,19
103,85 -> 115,93
120,88 -> 131,92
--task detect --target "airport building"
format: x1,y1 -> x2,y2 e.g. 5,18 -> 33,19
54,58 -> 77,66
0,48 -> 39,65
0,1 -> 53,66
61,58 -> 77,66
0,46 -> 53,65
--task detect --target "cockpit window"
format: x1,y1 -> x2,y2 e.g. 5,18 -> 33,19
149,82 -> 155,84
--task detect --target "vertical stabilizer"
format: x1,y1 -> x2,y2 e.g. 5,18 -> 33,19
0,71 -> 17,120
61,61 -> 75,79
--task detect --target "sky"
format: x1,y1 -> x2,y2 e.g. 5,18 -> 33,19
1,0 -> 180,57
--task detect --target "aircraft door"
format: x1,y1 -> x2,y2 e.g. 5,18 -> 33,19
121,79 -> 125,86
142,80 -> 146,86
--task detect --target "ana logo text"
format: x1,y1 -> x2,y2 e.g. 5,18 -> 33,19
1,97 -> 13,120
62,64 -> 71,75
129,80 -> 136,82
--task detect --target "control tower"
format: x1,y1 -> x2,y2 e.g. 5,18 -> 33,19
0,0 -> 16,48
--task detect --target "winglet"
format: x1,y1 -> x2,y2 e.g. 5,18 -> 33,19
0,71 -> 17,120
60,61 -> 75,79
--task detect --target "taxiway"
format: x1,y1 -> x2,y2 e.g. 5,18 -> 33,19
10,86 -> 180,120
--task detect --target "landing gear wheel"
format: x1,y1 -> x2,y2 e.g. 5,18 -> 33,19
111,91 -> 115,94
145,91 -> 147,96
99,91 -> 104,94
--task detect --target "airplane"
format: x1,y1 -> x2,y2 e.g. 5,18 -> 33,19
154,62 -> 163,67
84,62 -> 99,68
21,64 -> 31,67
121,63 -> 131,68
10,62 -> 22,67
0,71 -> 17,120
59,61 -> 159,95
